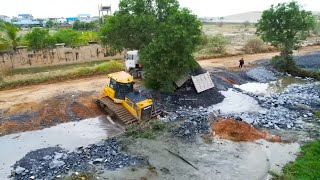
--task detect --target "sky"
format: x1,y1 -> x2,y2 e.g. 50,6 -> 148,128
0,0 -> 319,18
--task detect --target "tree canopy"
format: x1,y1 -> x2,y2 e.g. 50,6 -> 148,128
256,1 -> 315,60
53,29 -> 82,47
0,23 -> 21,51
100,0 -> 202,91
24,28 -> 56,51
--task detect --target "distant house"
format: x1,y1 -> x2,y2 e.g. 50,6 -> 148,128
48,17 -> 66,24
0,15 -> 11,22
78,14 -> 93,23
13,14 -> 42,27
17,14 -> 34,22
66,17 -> 79,24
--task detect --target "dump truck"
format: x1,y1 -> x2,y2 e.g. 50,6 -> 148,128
124,50 -> 143,78
96,71 -> 160,125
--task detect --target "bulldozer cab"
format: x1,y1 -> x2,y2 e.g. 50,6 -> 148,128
104,71 -> 134,102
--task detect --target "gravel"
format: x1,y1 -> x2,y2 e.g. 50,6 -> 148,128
246,67 -> 277,82
160,79 -> 225,110
12,139 -> 144,180
294,52 -> 320,69
227,82 -> 320,129
172,116 -> 211,141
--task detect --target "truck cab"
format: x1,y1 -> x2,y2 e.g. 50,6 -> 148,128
124,50 -> 143,78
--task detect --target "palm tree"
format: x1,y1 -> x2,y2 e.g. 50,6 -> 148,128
0,23 -> 21,52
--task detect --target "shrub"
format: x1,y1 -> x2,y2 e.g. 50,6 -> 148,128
125,120 -> 170,139
244,37 -> 266,53
206,35 -> 229,54
0,65 -> 13,77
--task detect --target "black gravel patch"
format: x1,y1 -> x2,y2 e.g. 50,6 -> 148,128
295,52 -> 320,69
12,139 -> 145,180
172,116 -> 210,142
160,79 -> 225,110
8,112 -> 39,123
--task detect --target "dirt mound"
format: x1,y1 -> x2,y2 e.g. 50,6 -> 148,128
160,79 -> 225,109
212,118 -> 281,142
0,94 -> 102,135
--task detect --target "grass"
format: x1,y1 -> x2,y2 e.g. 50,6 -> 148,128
0,60 -> 124,90
272,140 -> 320,180
314,111 -> 320,118
63,172 -> 96,180
125,120 -> 172,139
12,60 -> 111,75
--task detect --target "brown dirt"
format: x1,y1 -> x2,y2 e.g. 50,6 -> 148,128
219,76 -> 237,84
198,45 -> 320,70
212,118 -> 282,142
0,94 -> 103,135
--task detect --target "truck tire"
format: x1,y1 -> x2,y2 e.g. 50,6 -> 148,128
129,69 -> 139,79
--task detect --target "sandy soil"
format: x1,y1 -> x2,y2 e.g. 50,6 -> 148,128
0,76 -> 107,110
1,45 -> 319,113
199,45 -> 320,70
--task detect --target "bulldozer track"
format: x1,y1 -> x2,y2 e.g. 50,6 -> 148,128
97,97 -> 137,125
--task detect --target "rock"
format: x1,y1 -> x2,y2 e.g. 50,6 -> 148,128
29,176 -> 35,179
287,124 -> 292,129
93,158 -> 104,164
43,155 -> 51,160
15,166 -> 26,174
184,130 -> 191,135
49,160 -> 65,169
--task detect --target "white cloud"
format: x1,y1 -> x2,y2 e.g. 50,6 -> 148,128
0,0 -> 319,18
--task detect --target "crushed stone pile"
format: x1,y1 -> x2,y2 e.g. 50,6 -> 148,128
229,82 -> 320,129
294,52 -> 320,69
12,139 -> 144,180
246,67 -> 277,82
160,79 -> 225,110
172,116 -> 210,141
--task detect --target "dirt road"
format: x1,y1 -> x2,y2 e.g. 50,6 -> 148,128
198,45 -> 320,70
1,45 -> 320,112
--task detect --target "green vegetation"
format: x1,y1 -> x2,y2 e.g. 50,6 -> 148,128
205,35 -> 229,54
63,172 -> 96,180
0,60 -> 124,90
45,20 -> 55,28
73,20 -> 98,31
53,29 -> 82,47
256,1 -> 315,72
314,111 -> 320,118
100,0 -> 202,92
24,28 -> 56,50
244,37 -> 267,54
272,140 -> 320,180
0,23 -> 22,51
125,120 -> 172,139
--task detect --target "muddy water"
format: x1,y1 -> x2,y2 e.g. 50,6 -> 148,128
0,117 -> 123,179
207,89 -> 266,114
235,76 -> 312,95
104,137 -> 300,180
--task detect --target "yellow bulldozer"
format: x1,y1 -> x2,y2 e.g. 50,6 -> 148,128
96,71 -> 160,125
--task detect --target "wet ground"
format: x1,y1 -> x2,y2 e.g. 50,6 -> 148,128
0,117 -> 124,179
0,51 -> 319,179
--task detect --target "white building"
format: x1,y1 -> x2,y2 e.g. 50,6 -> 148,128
78,14 -> 93,23
17,14 -> 34,23
0,15 -> 11,22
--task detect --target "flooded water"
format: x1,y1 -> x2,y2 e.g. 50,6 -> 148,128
207,89 -> 266,114
0,117 -> 123,179
235,76 -> 312,95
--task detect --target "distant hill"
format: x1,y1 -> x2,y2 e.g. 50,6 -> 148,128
200,11 -> 320,24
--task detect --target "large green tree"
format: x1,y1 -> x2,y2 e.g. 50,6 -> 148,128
53,29 -> 81,47
256,1 -> 315,70
0,23 -> 21,51
24,28 -> 56,51
100,0 -> 202,91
